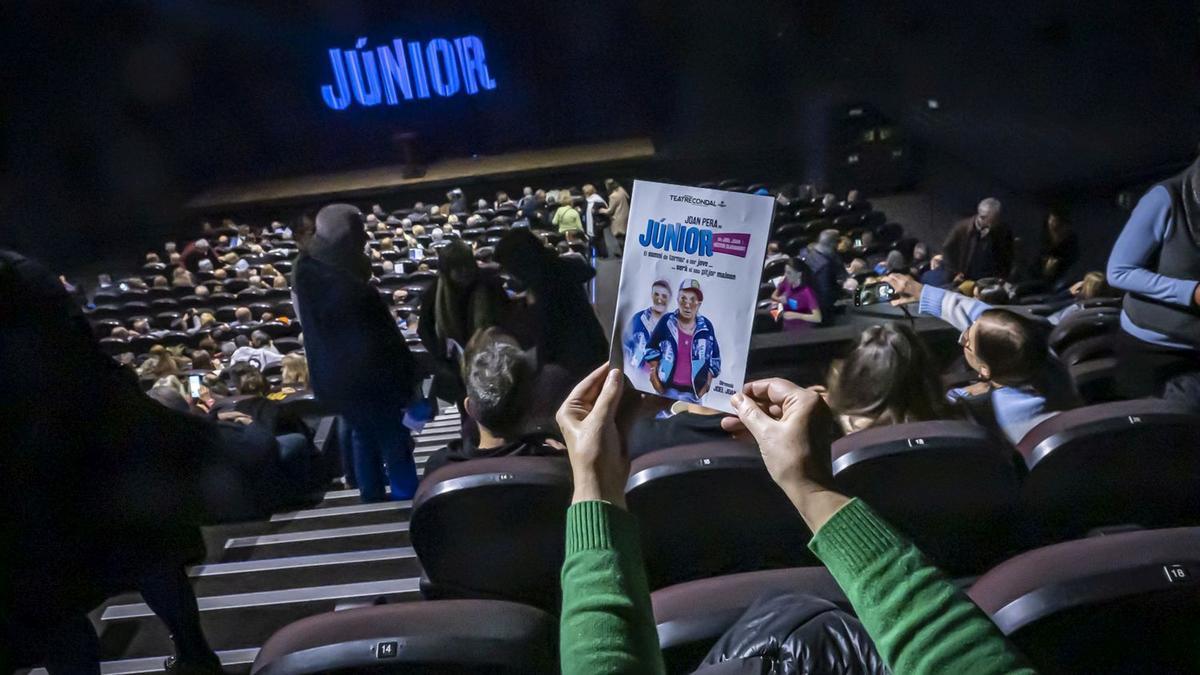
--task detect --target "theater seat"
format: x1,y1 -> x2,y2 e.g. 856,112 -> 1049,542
1047,307 -> 1118,354
411,457 -> 572,611
625,441 -> 816,589
1018,399 -> 1200,542
1067,356 -> 1119,403
1057,333 -> 1114,366
251,600 -> 556,675
653,567 -> 846,673
273,337 -> 302,354
831,421 -> 1024,574
969,527 -> 1200,674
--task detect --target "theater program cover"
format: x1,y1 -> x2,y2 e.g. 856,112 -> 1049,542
611,180 -> 774,413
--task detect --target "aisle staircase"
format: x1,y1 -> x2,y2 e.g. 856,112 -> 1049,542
46,408 -> 463,675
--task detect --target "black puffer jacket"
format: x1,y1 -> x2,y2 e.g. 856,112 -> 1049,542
694,593 -> 889,675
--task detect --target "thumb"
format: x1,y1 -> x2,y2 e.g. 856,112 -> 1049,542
590,369 -> 624,422
732,393 -> 771,438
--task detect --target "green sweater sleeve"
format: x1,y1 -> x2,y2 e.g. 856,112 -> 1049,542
560,500 -> 665,675
809,499 -> 1037,675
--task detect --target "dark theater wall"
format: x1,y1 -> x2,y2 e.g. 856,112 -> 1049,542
1,0 -> 659,271
2,0 -> 1198,274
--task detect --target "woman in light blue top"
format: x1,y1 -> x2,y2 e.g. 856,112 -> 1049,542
1105,161 -> 1200,398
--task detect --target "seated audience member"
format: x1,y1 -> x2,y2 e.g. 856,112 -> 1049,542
873,249 -> 907,275
555,367 -> 1034,675
145,252 -> 161,264
1048,271 -> 1117,325
843,258 -> 869,292
942,197 -> 1014,282
1031,209 -> 1079,290
886,273 -> 1079,442
138,349 -> 183,383
770,257 -> 822,331
973,277 -> 1015,305
190,350 -> 214,372
798,229 -> 847,325
171,267 -> 195,288
908,241 -> 931,277
280,352 -> 309,389
151,275 -> 170,290
212,364 -> 311,439
422,328 -> 565,477
626,401 -> 731,459
841,188 -> 871,212
763,241 -> 788,268
110,326 -> 130,339
825,323 -> 950,434
230,330 -> 282,369
232,306 -> 254,326
920,253 -> 951,287
818,192 -> 844,217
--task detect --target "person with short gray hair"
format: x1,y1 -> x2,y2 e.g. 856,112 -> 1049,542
797,228 -> 847,325
421,328 -> 565,477
942,196 -> 1014,281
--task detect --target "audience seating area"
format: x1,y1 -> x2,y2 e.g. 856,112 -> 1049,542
43,178 -> 1200,674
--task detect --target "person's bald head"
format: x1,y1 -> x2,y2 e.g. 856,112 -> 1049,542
235,306 -> 252,323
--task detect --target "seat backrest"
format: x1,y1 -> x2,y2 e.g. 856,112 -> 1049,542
1057,333 -> 1115,365
1018,399 -> 1200,540
411,457 -> 572,611
625,441 -> 815,589
832,420 -> 1024,574
969,527 -> 1200,674
1047,307 -> 1118,353
252,600 -> 557,675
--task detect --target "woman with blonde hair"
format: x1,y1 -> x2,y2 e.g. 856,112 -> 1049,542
281,353 -> 309,388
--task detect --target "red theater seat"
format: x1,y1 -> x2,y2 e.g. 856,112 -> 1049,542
1017,399 -> 1200,542
831,421 -> 1024,574
625,441 -> 816,589
969,527 -> 1200,674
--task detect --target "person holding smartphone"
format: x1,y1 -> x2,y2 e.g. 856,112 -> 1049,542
770,257 -> 823,331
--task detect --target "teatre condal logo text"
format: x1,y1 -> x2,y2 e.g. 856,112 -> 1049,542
321,35 -> 497,110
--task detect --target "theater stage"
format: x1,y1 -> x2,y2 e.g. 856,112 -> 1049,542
186,137 -> 657,213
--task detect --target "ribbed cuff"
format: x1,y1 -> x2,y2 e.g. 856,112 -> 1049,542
919,285 -> 946,317
566,500 -> 638,555
808,499 -> 904,574
1175,280 -> 1200,308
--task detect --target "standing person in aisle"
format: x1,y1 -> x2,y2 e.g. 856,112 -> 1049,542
292,204 -> 419,502
602,179 -> 630,256
1107,153 -> 1200,399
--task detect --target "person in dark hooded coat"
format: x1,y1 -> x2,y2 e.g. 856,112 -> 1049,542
291,204 -> 419,502
418,239 -> 509,440
1,249 -> 220,674
494,229 -> 608,380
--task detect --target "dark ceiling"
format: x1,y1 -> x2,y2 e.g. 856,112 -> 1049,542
2,0 -> 1197,270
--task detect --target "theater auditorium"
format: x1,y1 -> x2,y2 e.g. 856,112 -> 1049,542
4,1 -> 1200,674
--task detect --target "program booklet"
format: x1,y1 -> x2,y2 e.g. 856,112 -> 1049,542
611,180 -> 775,413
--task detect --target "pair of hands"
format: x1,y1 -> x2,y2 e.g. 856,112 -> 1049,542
556,366 -> 849,531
